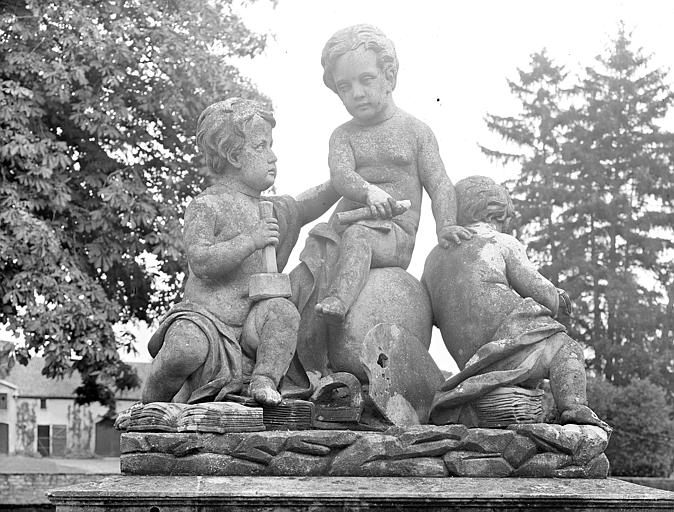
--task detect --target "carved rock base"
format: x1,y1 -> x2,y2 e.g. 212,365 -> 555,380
120,423 -> 610,478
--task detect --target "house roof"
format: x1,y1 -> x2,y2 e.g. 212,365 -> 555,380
0,379 -> 18,390
5,357 -> 150,401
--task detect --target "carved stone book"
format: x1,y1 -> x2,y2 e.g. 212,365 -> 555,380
117,402 -> 265,433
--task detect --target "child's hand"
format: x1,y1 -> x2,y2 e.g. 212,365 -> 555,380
437,224 -> 474,248
249,217 -> 279,249
366,185 -> 396,219
556,288 -> 573,317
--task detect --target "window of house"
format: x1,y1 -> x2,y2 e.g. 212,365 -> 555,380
0,393 -> 7,410
40,398 -> 47,409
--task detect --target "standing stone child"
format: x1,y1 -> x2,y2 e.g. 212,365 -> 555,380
314,24 -> 472,323
423,176 -> 610,432
142,98 -> 337,406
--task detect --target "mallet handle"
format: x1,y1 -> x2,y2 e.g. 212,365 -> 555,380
337,200 -> 412,225
259,200 -> 278,273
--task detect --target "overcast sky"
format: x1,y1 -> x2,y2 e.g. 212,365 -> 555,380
229,0 -> 674,371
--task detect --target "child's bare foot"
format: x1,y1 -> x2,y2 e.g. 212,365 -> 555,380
560,404 -> 612,434
315,296 -> 347,324
249,376 -> 282,405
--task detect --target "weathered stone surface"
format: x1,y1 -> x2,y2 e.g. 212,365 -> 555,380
587,453 -> 610,478
293,430 -> 360,449
574,425 -> 610,465
513,452 -> 573,477
120,426 -> 608,478
396,424 -> 468,445
360,457 -> 448,477
121,432 -> 241,456
553,454 -> 609,479
458,428 -> 516,453
502,434 -> 538,468
398,438 -> 460,458
285,436 -> 332,456
267,452 -> 330,476
121,452 -> 265,476
328,434 -> 403,475
49,475 -> 674,511
510,423 -> 608,465
510,423 -> 581,454
443,451 -> 513,477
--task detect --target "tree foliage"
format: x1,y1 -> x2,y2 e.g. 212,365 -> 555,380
0,0 -> 270,406
587,376 -> 674,476
483,26 -> 674,395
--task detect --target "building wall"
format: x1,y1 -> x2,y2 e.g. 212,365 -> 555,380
0,382 -> 18,454
14,398 -> 138,456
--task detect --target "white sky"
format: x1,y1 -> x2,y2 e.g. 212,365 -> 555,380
230,0 -> 674,372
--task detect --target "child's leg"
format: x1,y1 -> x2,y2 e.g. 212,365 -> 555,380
142,320 -> 209,403
548,333 -> 612,432
316,224 -> 398,323
242,297 -> 300,405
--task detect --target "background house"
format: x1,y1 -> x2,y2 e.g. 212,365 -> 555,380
0,358 -> 149,457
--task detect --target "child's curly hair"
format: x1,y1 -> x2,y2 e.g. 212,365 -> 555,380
196,98 -> 275,173
455,176 -> 515,227
321,24 -> 398,94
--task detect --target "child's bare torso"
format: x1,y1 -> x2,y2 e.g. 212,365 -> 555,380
183,188 -> 264,327
333,110 -> 426,230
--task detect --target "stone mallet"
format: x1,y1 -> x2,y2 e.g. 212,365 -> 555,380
249,200 -> 292,301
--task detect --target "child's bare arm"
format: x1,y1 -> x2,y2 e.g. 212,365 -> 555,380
329,128 -> 396,218
184,200 -> 278,280
503,235 -> 559,315
295,181 -> 341,226
417,125 -> 473,247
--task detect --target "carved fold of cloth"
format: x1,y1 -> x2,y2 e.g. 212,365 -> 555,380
148,301 -> 245,404
429,298 -> 566,426
290,222 -> 341,375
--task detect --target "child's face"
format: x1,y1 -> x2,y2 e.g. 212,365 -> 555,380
331,47 -> 393,124
236,115 -> 277,192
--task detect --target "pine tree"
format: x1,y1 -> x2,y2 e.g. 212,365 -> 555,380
483,28 -> 674,391
563,26 -> 674,386
481,50 -> 572,284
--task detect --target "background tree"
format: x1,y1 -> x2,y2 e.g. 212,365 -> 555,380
587,376 -> 674,476
0,0 -> 270,406
483,27 -> 674,392
481,49 -> 572,285
561,26 -> 674,388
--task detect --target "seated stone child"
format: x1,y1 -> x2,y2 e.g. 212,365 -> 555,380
142,98 -> 338,406
314,24 -> 472,324
423,176 -> 610,431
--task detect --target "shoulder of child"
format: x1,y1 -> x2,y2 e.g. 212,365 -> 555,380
495,231 -> 527,257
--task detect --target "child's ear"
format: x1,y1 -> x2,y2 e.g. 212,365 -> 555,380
226,147 -> 242,169
384,66 -> 397,91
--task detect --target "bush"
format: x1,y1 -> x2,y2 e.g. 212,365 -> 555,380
587,376 -> 674,476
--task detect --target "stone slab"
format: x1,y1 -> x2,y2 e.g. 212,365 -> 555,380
48,476 -> 674,511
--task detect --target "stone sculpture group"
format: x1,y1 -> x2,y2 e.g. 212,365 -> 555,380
121,24 -> 612,478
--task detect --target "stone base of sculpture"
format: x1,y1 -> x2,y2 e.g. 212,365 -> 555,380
47,475 -> 674,512
119,423 -> 610,478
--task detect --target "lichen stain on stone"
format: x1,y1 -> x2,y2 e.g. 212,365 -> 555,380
16,401 -> 37,454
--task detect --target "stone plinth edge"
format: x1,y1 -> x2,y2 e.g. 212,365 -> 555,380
47,476 -> 674,512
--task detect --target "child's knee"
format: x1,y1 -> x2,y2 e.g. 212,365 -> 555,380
160,320 -> 209,371
547,333 -> 584,369
247,298 -> 300,338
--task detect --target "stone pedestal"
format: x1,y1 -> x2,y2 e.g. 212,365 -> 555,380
47,476 -> 674,511
118,424 -> 611,478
